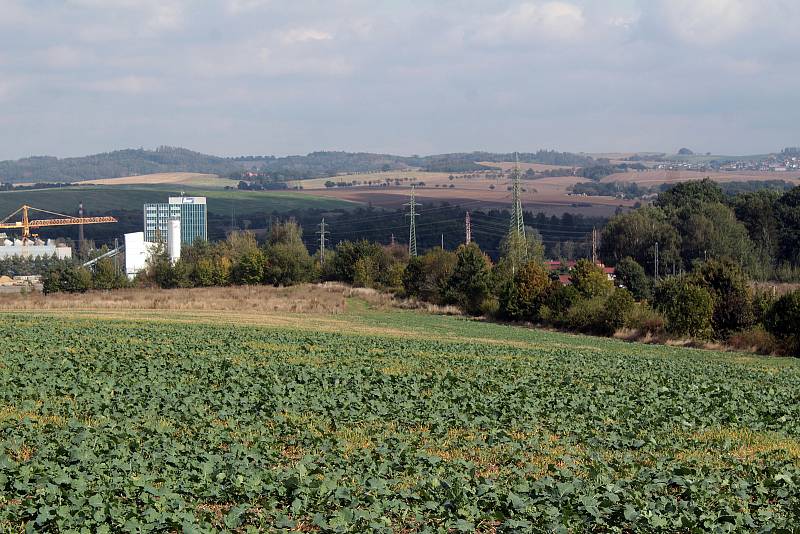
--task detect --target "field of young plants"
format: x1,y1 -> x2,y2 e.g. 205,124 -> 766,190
2,309 -> 800,531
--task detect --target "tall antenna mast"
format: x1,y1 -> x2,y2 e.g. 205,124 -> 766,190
317,218 -> 329,264
404,186 -> 420,257
465,211 -> 472,244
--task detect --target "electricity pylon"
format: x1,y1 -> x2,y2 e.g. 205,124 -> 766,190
465,211 -> 472,244
507,153 -> 527,271
316,218 -> 329,264
404,186 -> 420,256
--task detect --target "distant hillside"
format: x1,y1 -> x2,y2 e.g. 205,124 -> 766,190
0,147 -> 598,183
232,150 -> 597,179
0,146 -> 241,183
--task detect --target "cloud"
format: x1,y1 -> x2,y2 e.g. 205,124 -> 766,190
475,1 -> 586,44
85,76 -> 161,94
279,28 -> 334,45
225,0 -> 271,13
66,0 -> 185,33
41,45 -> 85,69
0,0 -> 799,158
654,0 -> 753,45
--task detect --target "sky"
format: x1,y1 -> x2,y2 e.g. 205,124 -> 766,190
0,0 -> 798,160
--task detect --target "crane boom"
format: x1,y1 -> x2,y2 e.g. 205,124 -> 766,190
0,205 -> 118,240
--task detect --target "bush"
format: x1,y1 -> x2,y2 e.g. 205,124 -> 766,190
444,243 -> 493,316
231,249 -> 265,285
498,261 -> 551,321
563,289 -> 635,337
764,290 -> 800,355
353,257 -> 377,288
727,327 -> 781,355
752,289 -> 778,325
654,277 -> 714,339
564,297 -> 608,335
92,258 -> 128,290
540,283 -> 580,326
402,249 -> 456,302
625,304 -> 667,336
689,259 -> 754,338
570,259 -> 613,299
43,265 -> 93,294
329,240 -> 383,284
603,288 -> 635,334
614,257 -> 652,301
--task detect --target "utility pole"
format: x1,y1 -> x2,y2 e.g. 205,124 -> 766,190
404,186 -> 419,257
655,241 -> 660,281
592,226 -> 598,265
508,153 -> 527,272
78,202 -> 85,258
316,218 -> 329,265
465,211 -> 471,244
113,237 -> 119,274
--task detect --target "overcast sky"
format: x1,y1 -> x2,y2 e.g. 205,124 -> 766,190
0,0 -> 797,159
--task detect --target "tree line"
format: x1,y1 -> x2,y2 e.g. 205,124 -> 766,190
600,179 -> 800,281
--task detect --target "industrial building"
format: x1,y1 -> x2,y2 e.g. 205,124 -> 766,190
144,196 -> 207,245
0,205 -> 117,260
0,235 -> 73,259
125,218 -> 182,279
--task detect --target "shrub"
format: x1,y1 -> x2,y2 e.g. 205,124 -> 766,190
444,243 -> 493,316
603,288 -> 635,334
727,327 -> 781,355
402,249 -> 456,303
564,297 -> 608,334
261,221 -> 316,286
764,290 -> 800,355
625,304 -> 667,336
231,249 -> 265,285
614,257 -> 652,301
541,283 -> 580,326
654,277 -> 714,339
353,257 -> 377,288
43,265 -> 93,294
329,240 -> 383,284
752,289 -> 778,325
263,243 -> 315,286
92,258 -> 127,290
498,261 -> 551,321
570,259 -> 613,299
689,259 -> 754,338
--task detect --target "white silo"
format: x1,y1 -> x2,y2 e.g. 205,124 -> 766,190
167,218 -> 181,264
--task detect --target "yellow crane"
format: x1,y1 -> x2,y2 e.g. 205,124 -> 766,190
0,205 -> 117,242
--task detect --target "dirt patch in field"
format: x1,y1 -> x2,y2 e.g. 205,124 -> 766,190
77,172 -> 226,187
476,162 -> 577,172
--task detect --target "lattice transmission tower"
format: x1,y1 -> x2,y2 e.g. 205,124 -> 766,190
404,186 -> 420,256
316,218 -> 329,264
507,153 -> 527,271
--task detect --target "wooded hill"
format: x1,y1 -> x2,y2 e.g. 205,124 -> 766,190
0,147 -> 596,183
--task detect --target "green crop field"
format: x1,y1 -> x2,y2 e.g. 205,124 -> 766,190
2,305 -> 800,531
0,186 -> 357,219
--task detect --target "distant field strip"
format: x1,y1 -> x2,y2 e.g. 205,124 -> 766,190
0,186 -> 358,217
1,309 -> 800,531
77,172 -> 232,188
